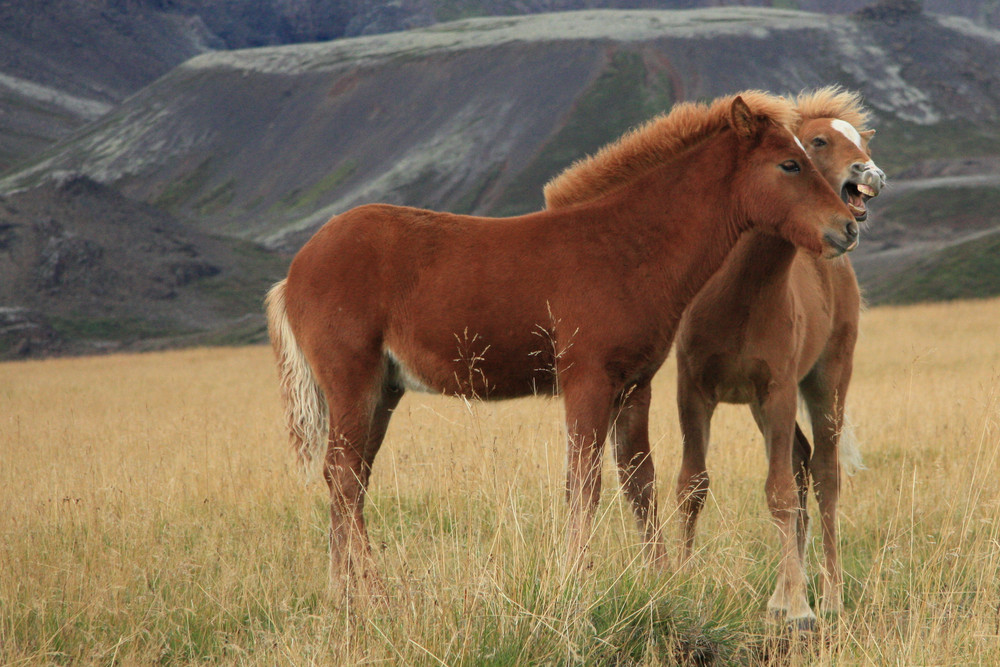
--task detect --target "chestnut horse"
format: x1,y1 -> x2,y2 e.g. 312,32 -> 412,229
544,87 -> 884,627
266,93 -> 857,593
672,88 -> 884,627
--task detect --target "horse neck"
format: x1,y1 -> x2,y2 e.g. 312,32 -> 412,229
719,231 -> 799,299
611,134 -> 755,318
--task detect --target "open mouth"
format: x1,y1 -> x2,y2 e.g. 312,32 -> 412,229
841,181 -> 878,222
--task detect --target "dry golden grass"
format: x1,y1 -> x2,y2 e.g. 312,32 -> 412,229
2,297 -> 999,664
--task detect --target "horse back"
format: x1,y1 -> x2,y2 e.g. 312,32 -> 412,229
283,203 -> 671,400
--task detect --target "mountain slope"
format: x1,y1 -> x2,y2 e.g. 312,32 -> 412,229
0,0 -> 219,171
857,226 -> 1000,304
0,174 -> 286,358
5,0 -> 1000,173
6,7 -> 998,255
3,6 -> 1000,356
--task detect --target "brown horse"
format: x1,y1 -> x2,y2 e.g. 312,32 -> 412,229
266,92 -> 858,593
544,87 -> 884,627
671,88 -> 885,628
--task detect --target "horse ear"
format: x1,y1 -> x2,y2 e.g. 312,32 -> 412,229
730,96 -> 758,141
860,129 -> 876,143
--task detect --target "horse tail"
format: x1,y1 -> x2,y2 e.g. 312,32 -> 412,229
265,279 -> 329,472
838,410 -> 865,476
797,399 -> 865,476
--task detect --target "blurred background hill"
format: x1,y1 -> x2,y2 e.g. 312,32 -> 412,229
2,0 -> 998,357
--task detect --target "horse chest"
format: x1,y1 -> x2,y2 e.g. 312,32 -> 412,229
700,353 -> 775,405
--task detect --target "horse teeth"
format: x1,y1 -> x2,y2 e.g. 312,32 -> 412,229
857,184 -> 876,197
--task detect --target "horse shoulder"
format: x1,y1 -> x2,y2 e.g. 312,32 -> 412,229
805,254 -> 861,331
828,258 -> 861,346
790,253 -> 860,379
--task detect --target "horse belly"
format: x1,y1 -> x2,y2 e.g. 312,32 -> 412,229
383,325 -> 556,400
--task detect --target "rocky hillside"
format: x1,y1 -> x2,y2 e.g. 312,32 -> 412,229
5,8 -> 998,243
2,4 -> 1000,356
0,0 -> 219,171
3,0 -> 1000,172
0,174 -> 286,358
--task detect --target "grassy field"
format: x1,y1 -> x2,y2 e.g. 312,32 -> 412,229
2,297 -> 1000,664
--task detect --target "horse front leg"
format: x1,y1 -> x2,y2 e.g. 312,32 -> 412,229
562,378 -> 616,569
752,390 -> 816,629
801,349 -> 857,618
611,381 -> 668,567
676,371 -> 716,565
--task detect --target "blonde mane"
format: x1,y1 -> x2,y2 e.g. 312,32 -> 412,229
794,85 -> 871,130
543,90 -> 799,210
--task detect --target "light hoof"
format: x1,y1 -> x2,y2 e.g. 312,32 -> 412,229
767,607 -> 819,635
788,615 -> 818,634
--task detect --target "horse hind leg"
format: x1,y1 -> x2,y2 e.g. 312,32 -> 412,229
320,359 -> 402,600
793,422 -> 812,566
611,381 -> 668,567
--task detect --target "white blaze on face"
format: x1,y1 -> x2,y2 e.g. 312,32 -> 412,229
830,118 -> 883,176
793,134 -> 806,153
830,118 -> 864,151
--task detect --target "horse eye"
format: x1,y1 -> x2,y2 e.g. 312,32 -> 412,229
812,137 -> 827,147
779,160 -> 800,173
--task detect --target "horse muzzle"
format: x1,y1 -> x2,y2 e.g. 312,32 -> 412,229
841,163 -> 886,222
823,220 -> 860,257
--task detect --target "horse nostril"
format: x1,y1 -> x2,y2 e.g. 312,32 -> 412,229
846,221 -> 859,240
851,162 -> 866,175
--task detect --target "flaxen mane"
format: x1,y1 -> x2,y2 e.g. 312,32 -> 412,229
543,90 -> 799,209
794,85 -> 871,130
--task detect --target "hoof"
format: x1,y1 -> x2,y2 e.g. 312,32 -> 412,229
788,615 -> 818,634
766,608 -> 818,635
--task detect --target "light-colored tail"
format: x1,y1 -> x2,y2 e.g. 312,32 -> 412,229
797,398 -> 865,476
838,410 -> 865,476
265,279 -> 329,472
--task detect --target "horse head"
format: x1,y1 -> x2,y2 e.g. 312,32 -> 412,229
729,96 -> 859,258
798,117 -> 886,225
